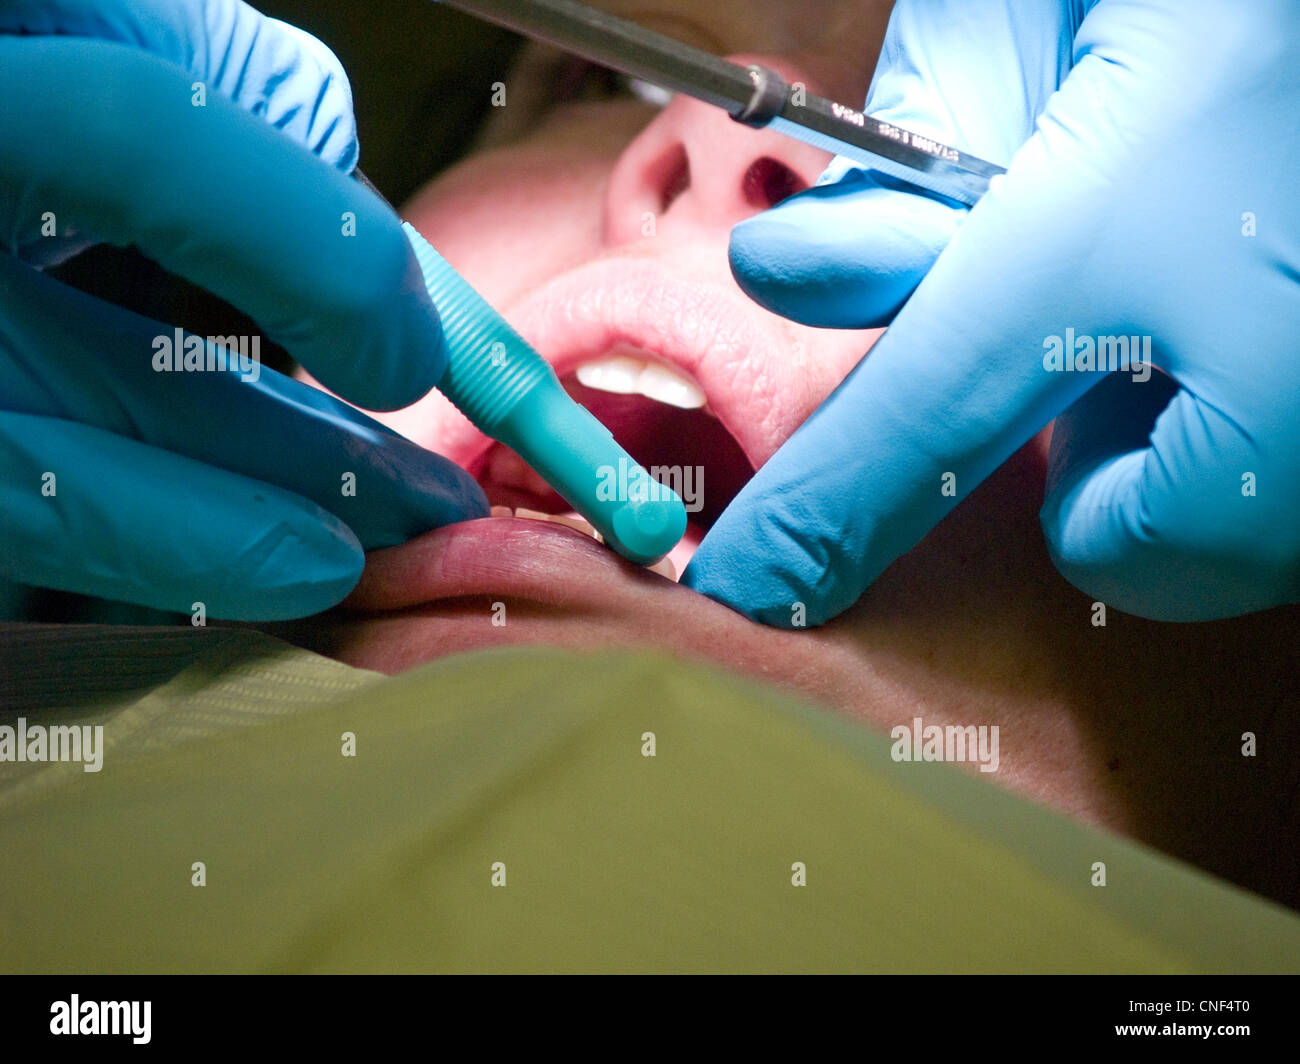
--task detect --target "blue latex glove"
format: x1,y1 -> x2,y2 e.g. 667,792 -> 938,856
685,0 -> 1300,626
0,0 -> 488,620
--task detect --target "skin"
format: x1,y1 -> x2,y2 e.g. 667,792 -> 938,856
281,0 -> 1300,908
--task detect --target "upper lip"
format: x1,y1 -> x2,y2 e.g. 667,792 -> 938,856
501,252 -> 805,470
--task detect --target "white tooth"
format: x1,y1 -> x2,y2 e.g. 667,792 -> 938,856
490,505 -> 513,519
576,355 -> 708,411
636,362 -> 706,410
648,556 -> 677,580
576,355 -> 646,395
547,512 -> 600,540
512,508 -> 599,540
513,507 -> 553,522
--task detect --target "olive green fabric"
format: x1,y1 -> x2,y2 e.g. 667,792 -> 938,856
1,625 -> 1298,973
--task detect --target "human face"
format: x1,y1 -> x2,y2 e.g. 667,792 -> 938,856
286,1 -> 1300,908
369,6 -> 891,575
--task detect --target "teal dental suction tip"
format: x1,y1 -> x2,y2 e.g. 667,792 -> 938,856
403,222 -> 687,565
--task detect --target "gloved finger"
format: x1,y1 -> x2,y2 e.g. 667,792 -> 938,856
1,253 -> 489,547
683,33 -> 1139,628
1,0 -> 357,270
730,0 -> 1088,327
0,412 -> 363,621
0,36 -> 438,412
0,0 -> 357,168
691,1 -> 1300,627
1040,373 -> 1300,621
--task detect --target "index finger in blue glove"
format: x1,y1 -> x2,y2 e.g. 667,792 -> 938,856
0,34 -> 438,412
0,412 -> 364,621
2,253 -> 489,550
0,0 -> 358,168
686,58 -> 1112,625
687,1 -> 1300,627
729,0 -> 1086,328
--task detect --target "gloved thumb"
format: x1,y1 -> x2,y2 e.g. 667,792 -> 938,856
729,0 -> 1087,328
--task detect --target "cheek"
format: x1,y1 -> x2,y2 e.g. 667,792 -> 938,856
401,104 -> 654,309
402,153 -> 603,311
773,326 -> 881,449
813,327 -> 880,389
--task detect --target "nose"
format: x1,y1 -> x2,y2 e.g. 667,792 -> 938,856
602,56 -> 834,245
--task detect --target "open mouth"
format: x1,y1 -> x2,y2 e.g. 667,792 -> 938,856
448,251 -> 825,579
469,343 -> 756,577
342,250 -> 838,609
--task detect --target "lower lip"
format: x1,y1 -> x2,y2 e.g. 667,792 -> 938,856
345,514 -> 691,615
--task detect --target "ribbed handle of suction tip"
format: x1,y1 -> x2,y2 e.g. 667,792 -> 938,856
403,222 -> 552,432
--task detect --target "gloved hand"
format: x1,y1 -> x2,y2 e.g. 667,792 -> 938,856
0,0 -> 487,620
684,0 -> 1300,626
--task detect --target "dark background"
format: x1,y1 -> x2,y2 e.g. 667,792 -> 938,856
251,0 -> 523,206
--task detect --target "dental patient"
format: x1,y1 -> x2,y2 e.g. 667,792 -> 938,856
278,0 -> 1300,910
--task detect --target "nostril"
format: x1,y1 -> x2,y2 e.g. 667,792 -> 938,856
656,143 -> 691,213
743,157 -> 807,210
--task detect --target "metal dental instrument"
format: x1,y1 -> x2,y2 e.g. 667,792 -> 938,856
440,0 -> 1006,207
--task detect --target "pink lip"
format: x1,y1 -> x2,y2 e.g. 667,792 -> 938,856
347,249 -> 825,617
503,253 -> 803,469
335,513 -> 825,694
391,245 -> 826,483
347,515 -> 669,612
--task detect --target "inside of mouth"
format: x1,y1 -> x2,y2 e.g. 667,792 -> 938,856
470,368 -> 756,545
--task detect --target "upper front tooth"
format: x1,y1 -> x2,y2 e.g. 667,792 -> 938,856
637,362 -> 706,409
576,355 -> 644,395
576,356 -> 706,410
